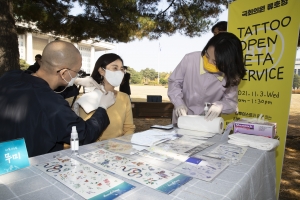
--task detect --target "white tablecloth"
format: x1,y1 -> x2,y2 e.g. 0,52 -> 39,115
0,134 -> 276,200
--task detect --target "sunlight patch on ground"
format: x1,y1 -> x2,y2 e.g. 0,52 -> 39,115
291,171 -> 300,176
284,155 -> 295,159
288,189 -> 300,197
285,148 -> 297,152
280,179 -> 290,185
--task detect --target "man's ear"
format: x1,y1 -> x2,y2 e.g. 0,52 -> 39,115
57,68 -> 68,80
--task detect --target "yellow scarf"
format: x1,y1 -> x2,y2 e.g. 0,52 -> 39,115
202,55 -> 219,73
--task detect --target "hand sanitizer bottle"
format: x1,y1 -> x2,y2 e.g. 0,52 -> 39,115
70,126 -> 79,156
204,102 -> 210,115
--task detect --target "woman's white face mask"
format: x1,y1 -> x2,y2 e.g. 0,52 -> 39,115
103,68 -> 124,87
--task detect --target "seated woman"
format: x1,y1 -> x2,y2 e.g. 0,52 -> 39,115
76,53 -> 135,141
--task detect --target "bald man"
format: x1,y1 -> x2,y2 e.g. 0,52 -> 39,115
0,41 -> 115,157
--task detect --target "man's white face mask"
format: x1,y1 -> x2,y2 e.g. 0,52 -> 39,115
63,70 -> 78,87
103,68 -> 124,87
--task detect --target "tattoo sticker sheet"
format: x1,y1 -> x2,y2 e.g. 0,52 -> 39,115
96,140 -> 146,155
153,138 -> 215,156
115,129 -> 179,146
79,149 -> 192,194
173,156 -> 229,182
35,156 -> 135,200
203,144 -> 248,163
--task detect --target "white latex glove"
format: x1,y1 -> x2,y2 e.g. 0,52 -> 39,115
235,106 -> 239,114
175,105 -> 188,117
205,104 -> 223,121
99,91 -> 115,110
75,77 -> 103,90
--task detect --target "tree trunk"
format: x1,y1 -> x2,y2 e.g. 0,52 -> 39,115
0,1 -> 20,77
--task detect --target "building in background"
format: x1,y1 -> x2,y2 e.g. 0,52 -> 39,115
18,31 -> 114,74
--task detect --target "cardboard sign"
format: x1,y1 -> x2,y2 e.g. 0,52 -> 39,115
0,138 -> 30,175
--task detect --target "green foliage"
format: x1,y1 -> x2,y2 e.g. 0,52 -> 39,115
140,68 -> 157,83
1,0 -> 233,76
19,59 -> 30,70
293,74 -> 300,89
12,0 -> 230,43
159,78 -> 168,85
127,67 -> 143,84
126,66 -> 171,85
158,72 -> 170,85
159,72 -> 168,79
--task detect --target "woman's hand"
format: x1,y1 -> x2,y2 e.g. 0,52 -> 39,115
175,105 -> 188,117
205,104 -> 223,121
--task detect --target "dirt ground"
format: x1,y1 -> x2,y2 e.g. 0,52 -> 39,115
279,94 -> 300,200
132,92 -> 300,200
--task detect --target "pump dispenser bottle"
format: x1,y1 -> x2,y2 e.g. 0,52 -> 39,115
204,102 -> 210,115
70,126 -> 79,156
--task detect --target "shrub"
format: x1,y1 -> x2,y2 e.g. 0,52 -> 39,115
20,59 -> 30,70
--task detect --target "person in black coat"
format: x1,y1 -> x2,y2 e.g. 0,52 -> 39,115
0,41 -> 116,157
119,66 -> 131,97
27,54 -> 42,73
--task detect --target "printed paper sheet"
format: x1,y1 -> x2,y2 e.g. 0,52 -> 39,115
79,149 -> 192,194
96,140 -> 146,155
173,156 -> 229,182
153,138 -> 215,156
35,156 -> 135,200
115,129 -> 179,146
135,149 -> 183,166
203,144 -> 248,163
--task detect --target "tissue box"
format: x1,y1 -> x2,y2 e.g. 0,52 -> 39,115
233,120 -> 276,138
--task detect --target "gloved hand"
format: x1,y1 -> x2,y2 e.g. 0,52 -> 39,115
75,77 -> 102,90
175,105 -> 188,117
99,91 -> 115,110
205,104 -> 223,121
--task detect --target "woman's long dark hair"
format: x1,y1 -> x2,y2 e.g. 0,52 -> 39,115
91,53 -> 123,84
201,32 -> 246,88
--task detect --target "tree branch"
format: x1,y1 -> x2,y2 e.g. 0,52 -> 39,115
93,2 -> 109,22
157,0 -> 175,16
179,0 -> 191,25
39,0 -> 68,17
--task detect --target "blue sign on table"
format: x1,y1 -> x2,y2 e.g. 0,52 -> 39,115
0,138 -> 30,175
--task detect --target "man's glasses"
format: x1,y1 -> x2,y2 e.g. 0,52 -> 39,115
57,68 -> 83,77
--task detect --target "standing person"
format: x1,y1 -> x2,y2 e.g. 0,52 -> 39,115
211,21 -> 227,35
27,54 -> 42,73
119,66 -> 131,98
0,41 -> 115,157
168,32 -> 246,124
76,54 -> 135,141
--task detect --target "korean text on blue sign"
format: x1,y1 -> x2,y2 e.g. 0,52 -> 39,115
0,138 -> 30,176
